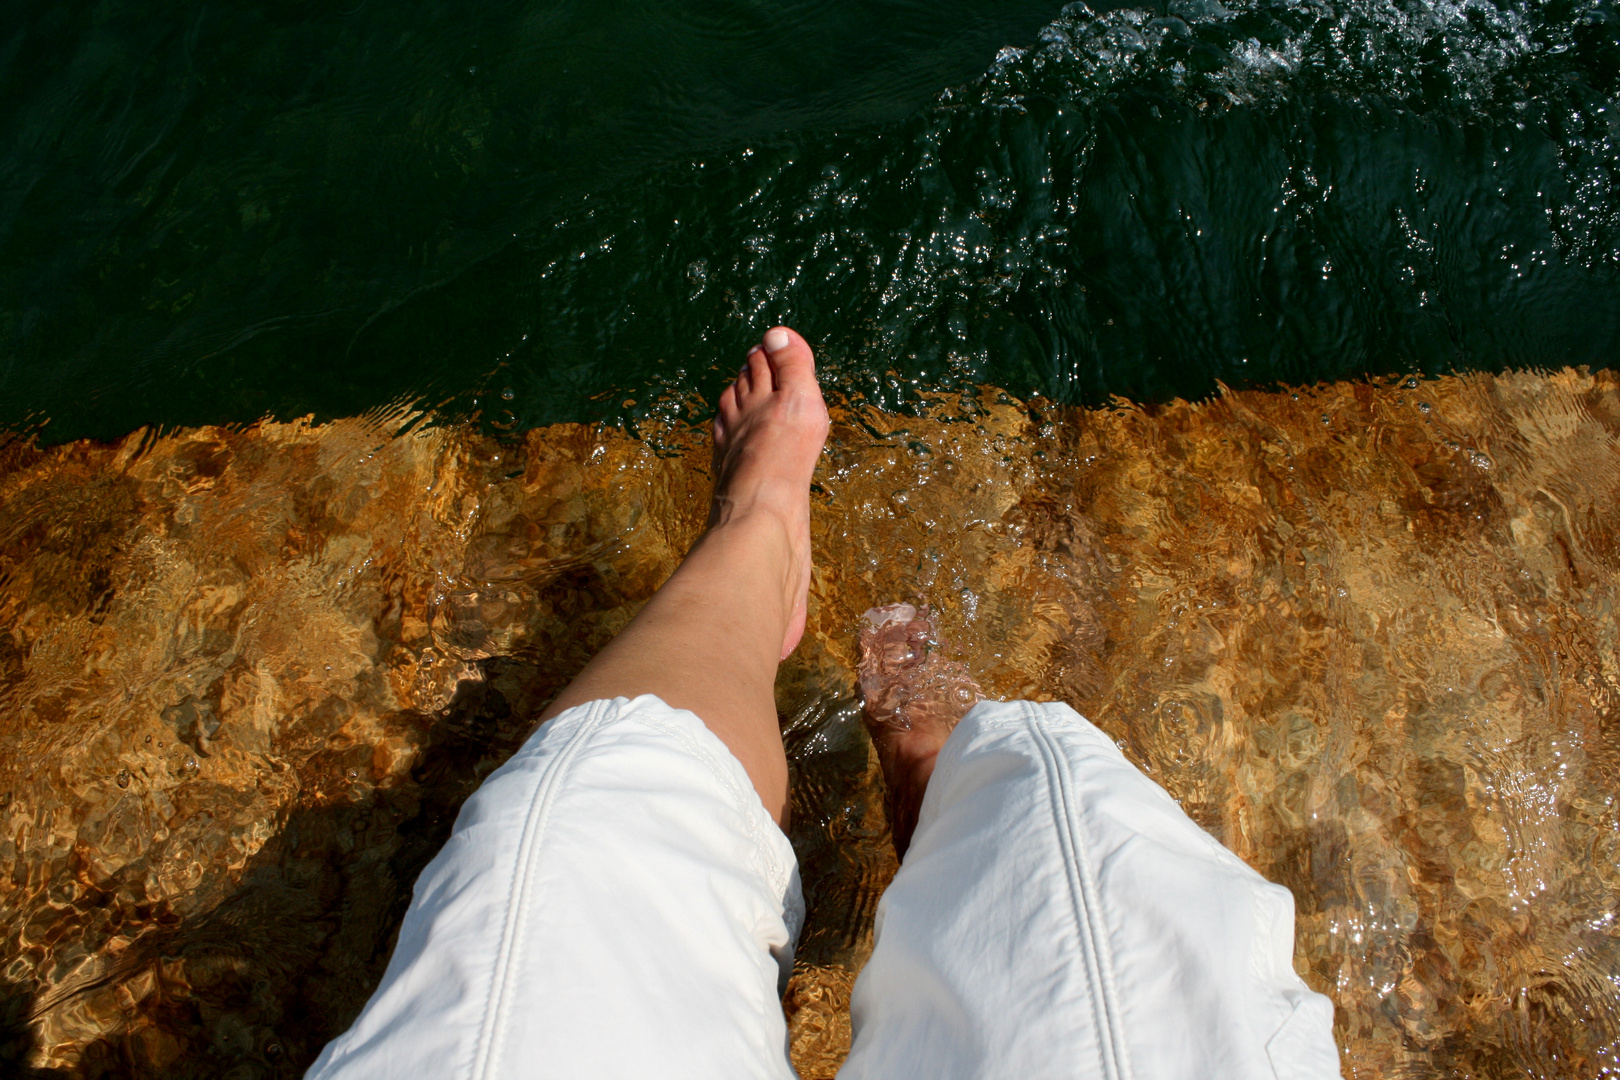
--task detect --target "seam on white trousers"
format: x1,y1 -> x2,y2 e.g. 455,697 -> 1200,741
1024,702 -> 1135,1080
469,697 -> 610,1080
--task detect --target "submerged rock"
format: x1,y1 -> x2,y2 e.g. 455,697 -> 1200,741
1,369 -> 1617,1078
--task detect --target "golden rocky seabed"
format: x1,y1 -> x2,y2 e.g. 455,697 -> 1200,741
1,368 -> 1618,1079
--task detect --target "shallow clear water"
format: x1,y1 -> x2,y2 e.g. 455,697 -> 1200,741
3,371 -> 1620,1078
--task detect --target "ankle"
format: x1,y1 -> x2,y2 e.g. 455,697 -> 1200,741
877,743 -> 940,857
708,474 -> 808,532
704,497 -> 797,550
879,737 -> 940,799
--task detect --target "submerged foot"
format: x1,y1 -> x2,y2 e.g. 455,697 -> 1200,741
711,327 -> 830,659
858,603 -> 982,857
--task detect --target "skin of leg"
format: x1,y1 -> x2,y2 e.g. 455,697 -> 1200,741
535,327 -> 828,826
857,603 -> 983,856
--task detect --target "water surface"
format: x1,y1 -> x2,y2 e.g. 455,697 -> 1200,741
3,371 -> 1619,1077
2,0 -> 1617,437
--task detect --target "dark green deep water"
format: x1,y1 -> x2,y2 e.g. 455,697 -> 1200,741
1,0 -> 1617,441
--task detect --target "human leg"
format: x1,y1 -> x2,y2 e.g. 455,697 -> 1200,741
854,602 -> 983,856
844,606 -> 1342,1080
307,329 -> 827,1079
536,325 -> 828,825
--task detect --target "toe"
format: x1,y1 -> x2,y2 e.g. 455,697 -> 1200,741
740,346 -> 770,403
761,326 -> 817,392
716,371 -> 748,445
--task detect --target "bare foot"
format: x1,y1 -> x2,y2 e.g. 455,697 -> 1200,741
858,603 -> 982,857
712,327 -> 830,659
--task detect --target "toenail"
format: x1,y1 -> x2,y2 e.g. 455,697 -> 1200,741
763,328 -> 790,352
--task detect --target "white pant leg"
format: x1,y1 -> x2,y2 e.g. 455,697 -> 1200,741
306,695 -> 803,1080
841,700 -> 1341,1080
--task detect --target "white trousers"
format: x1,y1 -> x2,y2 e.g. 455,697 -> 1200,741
306,695 -> 1341,1080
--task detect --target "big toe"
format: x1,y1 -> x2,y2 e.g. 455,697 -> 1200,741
761,326 -> 818,392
